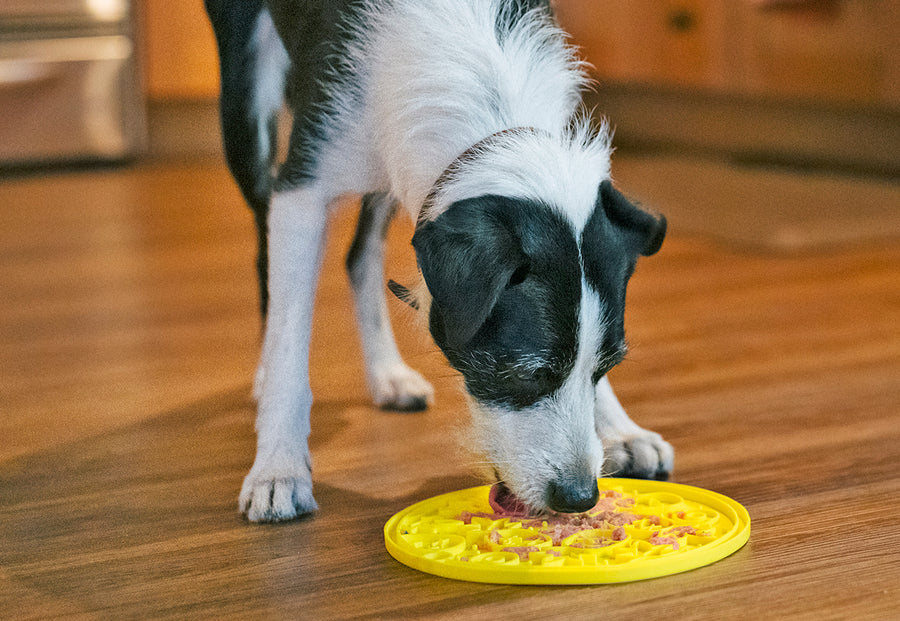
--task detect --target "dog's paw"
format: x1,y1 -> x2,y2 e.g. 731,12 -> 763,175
369,362 -> 434,412
603,431 -> 674,480
239,463 -> 317,523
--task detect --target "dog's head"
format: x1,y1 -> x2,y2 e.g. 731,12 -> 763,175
411,155 -> 666,513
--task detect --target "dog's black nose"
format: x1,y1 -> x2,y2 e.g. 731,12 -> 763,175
547,478 -> 600,513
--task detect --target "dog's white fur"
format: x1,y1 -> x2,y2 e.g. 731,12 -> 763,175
239,0 -> 672,521
250,9 -> 290,172
364,0 -> 588,215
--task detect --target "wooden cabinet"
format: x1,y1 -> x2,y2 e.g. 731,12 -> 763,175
141,0 -> 220,99
734,1 -> 898,106
556,0 -> 735,90
142,0 -> 898,108
556,0 -> 899,108
137,0 -> 897,169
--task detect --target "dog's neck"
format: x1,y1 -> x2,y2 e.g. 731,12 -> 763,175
415,120 -> 613,234
361,0 -> 589,220
418,127 -> 542,226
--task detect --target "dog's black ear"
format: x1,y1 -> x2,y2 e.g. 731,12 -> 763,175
598,180 -> 666,256
412,196 -> 526,350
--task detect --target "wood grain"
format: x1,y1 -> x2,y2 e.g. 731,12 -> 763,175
0,158 -> 898,619
555,0 -> 900,107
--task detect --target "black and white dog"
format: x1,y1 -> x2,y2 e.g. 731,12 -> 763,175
205,0 -> 673,522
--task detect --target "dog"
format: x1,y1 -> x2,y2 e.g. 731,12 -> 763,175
205,0 -> 673,522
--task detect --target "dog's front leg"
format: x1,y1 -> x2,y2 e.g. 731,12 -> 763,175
346,193 -> 433,411
240,185 -> 329,522
594,376 -> 674,480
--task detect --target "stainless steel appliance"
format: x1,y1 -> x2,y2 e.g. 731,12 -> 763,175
0,0 -> 146,165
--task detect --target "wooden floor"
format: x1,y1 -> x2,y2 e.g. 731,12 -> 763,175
1,155 -> 898,619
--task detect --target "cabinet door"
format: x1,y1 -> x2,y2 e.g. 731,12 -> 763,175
143,0 -> 220,99
0,36 -> 145,163
731,0 -> 898,106
556,0 -> 735,90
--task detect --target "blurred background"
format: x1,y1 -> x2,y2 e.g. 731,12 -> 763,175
1,0 -> 897,250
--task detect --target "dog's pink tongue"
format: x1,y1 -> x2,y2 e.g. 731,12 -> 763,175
488,483 -> 533,517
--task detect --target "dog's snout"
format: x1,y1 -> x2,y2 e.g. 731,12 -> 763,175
547,478 -> 600,514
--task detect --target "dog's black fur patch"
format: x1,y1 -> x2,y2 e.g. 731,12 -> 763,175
205,0 -> 275,315
205,0 -> 372,315
414,196 -> 581,408
346,192 -> 394,278
582,180 -> 666,383
267,0 -> 371,188
416,184 -> 665,407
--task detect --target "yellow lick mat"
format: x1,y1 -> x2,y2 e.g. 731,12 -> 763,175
384,478 -> 750,584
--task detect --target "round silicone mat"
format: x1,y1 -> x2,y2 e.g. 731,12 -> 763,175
384,478 -> 750,584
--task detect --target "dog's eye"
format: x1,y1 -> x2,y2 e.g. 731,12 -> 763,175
515,367 -> 553,384
498,363 -> 563,406
508,263 -> 529,287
